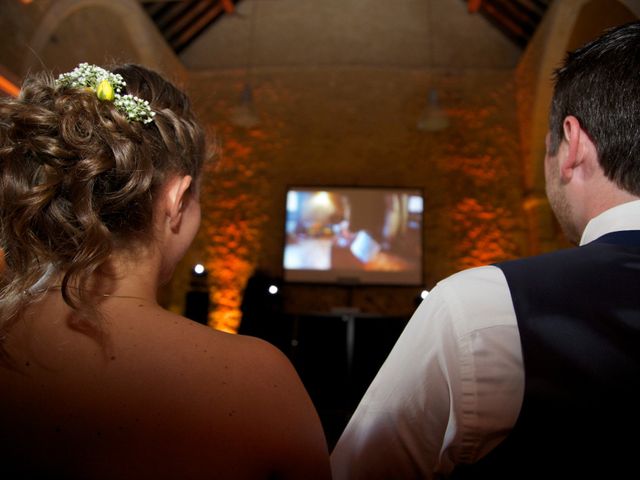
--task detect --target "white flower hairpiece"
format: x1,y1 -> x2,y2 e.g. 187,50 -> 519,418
55,63 -> 156,124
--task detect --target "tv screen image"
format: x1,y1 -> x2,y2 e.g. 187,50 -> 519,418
283,186 -> 424,285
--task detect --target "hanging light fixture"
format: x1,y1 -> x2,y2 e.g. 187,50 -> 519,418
230,0 -> 260,128
230,83 -> 260,128
417,1 -> 449,133
416,89 -> 449,132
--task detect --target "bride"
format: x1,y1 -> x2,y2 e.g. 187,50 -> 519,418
0,63 -> 330,479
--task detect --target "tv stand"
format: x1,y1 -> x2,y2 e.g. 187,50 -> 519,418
284,310 -> 410,450
328,307 -> 360,379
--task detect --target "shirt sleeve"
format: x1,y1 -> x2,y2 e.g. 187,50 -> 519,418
330,265 -> 524,479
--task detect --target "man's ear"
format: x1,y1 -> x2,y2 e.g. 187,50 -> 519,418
165,175 -> 193,231
560,115 -> 597,182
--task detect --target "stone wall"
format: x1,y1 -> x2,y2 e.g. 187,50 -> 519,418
0,0 -> 528,332
174,66 -> 525,331
6,0 -> 636,333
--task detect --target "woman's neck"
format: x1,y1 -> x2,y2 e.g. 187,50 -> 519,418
107,249 -> 163,301
72,246 -> 164,303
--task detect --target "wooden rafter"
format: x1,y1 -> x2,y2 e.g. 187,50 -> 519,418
465,0 -> 550,47
141,0 -> 242,54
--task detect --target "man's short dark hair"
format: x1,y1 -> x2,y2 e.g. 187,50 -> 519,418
549,21 -> 640,195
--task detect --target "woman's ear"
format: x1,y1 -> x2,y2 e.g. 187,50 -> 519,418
164,175 -> 193,231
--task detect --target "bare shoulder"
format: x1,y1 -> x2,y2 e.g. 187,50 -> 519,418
121,307 -> 301,389
111,306 -> 304,408
109,307 -> 331,479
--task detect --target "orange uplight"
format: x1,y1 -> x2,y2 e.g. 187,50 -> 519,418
0,75 -> 20,97
210,308 -> 242,334
205,252 -> 253,333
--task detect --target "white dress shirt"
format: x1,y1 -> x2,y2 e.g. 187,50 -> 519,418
330,200 -> 640,479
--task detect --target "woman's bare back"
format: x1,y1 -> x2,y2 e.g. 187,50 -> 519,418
0,294 -> 330,479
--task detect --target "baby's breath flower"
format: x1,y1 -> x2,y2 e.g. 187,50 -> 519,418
55,63 -> 155,124
56,63 -> 124,93
114,95 -> 156,124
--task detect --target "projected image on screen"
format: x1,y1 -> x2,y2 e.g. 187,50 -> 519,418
283,187 -> 424,285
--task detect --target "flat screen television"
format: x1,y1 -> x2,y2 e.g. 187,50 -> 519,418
283,186 -> 424,286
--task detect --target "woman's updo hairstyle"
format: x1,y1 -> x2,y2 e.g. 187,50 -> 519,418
0,63 -> 205,340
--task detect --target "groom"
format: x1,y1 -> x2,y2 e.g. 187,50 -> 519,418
331,21 -> 640,480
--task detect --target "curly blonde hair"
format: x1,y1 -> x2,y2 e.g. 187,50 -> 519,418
0,64 -> 206,357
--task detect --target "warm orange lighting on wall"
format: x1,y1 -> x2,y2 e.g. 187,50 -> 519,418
200,122 -> 268,333
451,197 -> 518,269
203,254 -> 252,333
0,75 -> 20,97
211,309 -> 242,334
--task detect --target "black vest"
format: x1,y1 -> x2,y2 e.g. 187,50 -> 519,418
451,231 -> 640,480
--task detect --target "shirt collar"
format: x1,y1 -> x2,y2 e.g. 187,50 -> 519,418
580,199 -> 640,245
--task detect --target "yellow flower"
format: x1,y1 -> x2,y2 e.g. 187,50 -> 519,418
96,79 -> 114,101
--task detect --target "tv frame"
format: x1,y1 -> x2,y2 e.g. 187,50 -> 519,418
281,184 -> 425,287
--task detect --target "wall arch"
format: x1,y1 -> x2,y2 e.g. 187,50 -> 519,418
22,0 -> 183,78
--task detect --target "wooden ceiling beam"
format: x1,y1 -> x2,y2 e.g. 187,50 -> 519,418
173,3 -> 226,52
164,0 -> 215,42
